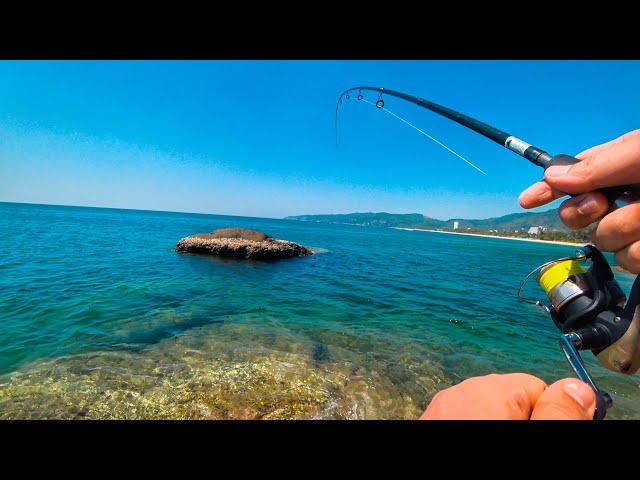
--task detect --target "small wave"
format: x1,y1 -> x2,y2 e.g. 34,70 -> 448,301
310,247 -> 330,254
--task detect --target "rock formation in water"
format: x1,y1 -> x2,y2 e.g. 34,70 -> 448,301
175,227 -> 314,260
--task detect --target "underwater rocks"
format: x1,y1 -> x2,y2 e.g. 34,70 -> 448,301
0,318 -> 451,420
175,228 -> 313,260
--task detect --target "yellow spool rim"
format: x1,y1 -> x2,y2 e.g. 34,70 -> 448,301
538,260 -> 584,294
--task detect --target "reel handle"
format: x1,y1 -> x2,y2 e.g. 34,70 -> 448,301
546,154 -> 640,206
560,333 -> 612,420
594,391 -> 612,420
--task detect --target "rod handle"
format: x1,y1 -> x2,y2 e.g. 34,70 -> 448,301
546,154 -> 640,206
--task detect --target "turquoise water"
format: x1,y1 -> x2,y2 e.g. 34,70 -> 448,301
1,201 -> 639,419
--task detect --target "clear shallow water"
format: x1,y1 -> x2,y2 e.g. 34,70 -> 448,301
1,201 -> 639,419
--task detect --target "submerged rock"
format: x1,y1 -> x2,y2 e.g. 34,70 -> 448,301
0,318 -> 451,420
175,228 -> 313,260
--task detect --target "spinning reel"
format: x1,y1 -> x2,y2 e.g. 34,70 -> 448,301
519,244 -> 640,419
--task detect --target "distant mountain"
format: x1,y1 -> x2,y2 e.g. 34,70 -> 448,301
285,212 -> 432,228
285,209 -> 570,232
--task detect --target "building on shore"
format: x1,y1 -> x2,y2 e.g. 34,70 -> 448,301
453,221 -> 459,230
528,226 -> 547,235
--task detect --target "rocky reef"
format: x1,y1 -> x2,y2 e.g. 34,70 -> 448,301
175,228 -> 313,260
0,318 -> 451,420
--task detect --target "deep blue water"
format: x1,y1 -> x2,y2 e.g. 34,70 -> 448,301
1,201 -> 639,419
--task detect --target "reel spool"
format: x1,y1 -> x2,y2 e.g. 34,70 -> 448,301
538,259 -> 586,311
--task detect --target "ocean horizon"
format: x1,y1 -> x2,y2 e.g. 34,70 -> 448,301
1,201 -> 639,419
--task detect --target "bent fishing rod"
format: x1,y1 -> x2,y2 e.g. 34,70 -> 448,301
337,85 -> 640,420
336,86 -> 640,204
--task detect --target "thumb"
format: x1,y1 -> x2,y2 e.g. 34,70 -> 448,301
544,130 -> 640,195
530,379 -> 596,420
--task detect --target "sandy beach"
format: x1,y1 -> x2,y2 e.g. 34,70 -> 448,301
392,227 -> 583,247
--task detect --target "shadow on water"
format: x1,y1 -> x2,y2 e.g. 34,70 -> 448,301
123,318 -> 225,348
118,307 -> 267,349
175,250 -> 315,269
311,343 -> 330,365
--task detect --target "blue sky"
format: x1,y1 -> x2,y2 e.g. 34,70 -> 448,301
1,60 -> 639,219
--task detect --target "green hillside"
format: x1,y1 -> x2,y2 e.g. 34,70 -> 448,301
284,212 -> 435,228
285,209 -> 569,232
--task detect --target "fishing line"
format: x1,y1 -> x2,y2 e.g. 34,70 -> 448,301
360,98 -> 487,176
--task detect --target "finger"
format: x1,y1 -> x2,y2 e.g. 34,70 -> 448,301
530,378 -> 596,420
615,240 -> 640,274
577,129 -> 640,161
593,201 -> 640,252
519,181 -> 566,209
497,373 -> 548,419
544,130 -> 640,195
576,143 -> 612,161
556,192 -> 609,230
420,373 -> 547,420
575,130 -> 640,161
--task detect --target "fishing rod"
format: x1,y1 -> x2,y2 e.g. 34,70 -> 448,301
336,86 -> 640,204
337,85 -> 640,420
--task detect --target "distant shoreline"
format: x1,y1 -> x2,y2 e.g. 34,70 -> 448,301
392,227 -> 583,246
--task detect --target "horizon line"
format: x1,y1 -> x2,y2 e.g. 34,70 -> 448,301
0,200 -> 281,221
0,200 -> 552,222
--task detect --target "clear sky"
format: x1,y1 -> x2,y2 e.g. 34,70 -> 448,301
1,60 -> 639,219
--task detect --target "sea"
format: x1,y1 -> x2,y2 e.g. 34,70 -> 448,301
1,201 -> 638,419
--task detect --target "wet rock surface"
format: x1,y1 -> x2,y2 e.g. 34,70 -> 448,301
0,319 -> 450,420
175,228 -> 314,260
